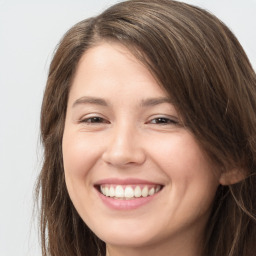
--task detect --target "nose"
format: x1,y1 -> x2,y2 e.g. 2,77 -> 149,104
102,124 -> 146,168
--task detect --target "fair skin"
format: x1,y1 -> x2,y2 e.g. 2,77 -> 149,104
62,42 -> 223,256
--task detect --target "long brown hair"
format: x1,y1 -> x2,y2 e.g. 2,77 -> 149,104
37,0 -> 256,255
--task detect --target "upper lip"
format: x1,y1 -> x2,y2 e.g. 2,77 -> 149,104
94,178 -> 164,186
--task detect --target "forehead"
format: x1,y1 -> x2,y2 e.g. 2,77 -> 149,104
68,42 -> 170,104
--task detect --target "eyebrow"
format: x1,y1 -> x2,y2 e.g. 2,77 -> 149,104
140,97 -> 173,107
72,96 -> 108,108
72,96 -> 173,108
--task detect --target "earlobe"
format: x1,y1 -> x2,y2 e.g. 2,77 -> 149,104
219,168 -> 246,185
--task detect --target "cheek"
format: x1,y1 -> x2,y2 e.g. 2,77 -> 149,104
148,132 -> 219,206
62,132 -> 102,211
148,133 -> 208,176
62,132 -> 102,215
155,132 -> 214,173
62,134 -> 86,199
62,132 -> 103,179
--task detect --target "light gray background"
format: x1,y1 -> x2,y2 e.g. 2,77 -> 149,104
0,0 -> 255,255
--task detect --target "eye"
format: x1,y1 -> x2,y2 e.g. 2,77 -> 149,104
80,116 -> 109,124
149,117 -> 178,125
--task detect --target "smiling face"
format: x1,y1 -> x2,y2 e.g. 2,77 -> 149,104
62,42 -> 221,255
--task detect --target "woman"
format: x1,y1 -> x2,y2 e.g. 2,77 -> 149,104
37,0 -> 256,255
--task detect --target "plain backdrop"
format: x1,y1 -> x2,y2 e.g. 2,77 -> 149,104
0,0 -> 255,255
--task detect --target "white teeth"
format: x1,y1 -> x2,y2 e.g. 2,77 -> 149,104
100,184 -> 162,199
100,186 -> 105,194
134,186 -> 142,197
105,187 -> 109,197
115,185 -> 124,197
141,186 -> 148,197
109,186 -> 115,197
124,186 -> 134,198
149,187 -> 155,196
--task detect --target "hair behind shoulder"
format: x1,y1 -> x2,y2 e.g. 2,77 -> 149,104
37,1 -> 256,255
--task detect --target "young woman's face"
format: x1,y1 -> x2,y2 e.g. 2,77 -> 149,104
62,43 -> 221,252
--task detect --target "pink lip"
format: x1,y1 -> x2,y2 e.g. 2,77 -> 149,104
96,190 -> 160,210
94,178 -> 163,210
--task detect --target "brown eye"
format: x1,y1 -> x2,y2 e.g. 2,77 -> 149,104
81,117 -> 109,124
150,117 -> 178,125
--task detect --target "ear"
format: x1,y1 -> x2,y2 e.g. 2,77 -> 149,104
219,168 -> 246,185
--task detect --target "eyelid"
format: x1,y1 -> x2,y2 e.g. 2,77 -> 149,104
146,114 -> 179,124
83,117 -> 109,124
78,113 -> 110,124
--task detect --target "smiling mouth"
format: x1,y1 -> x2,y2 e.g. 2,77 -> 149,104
96,184 -> 163,200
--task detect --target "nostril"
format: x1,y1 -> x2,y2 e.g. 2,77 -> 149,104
102,148 -> 146,167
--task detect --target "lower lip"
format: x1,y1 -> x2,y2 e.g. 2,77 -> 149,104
96,189 -> 160,210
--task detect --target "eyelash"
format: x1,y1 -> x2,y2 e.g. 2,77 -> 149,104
80,116 -> 109,124
148,117 -> 179,125
80,116 -> 178,126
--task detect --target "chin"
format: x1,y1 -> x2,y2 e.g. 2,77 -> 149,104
100,232 -> 156,248
91,219 -> 164,248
